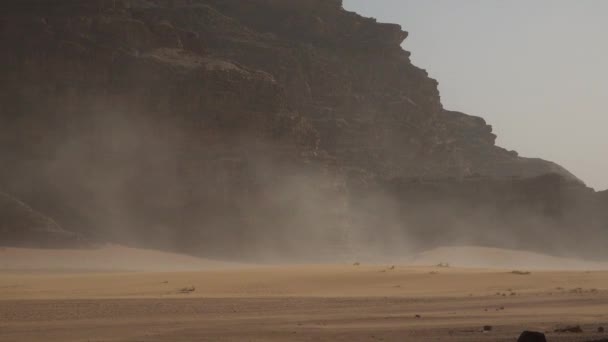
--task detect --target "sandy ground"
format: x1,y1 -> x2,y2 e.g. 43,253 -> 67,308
1,246 -> 608,341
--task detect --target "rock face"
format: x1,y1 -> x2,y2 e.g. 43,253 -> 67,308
0,0 -> 338,257
0,0 -> 605,258
384,173 -> 604,255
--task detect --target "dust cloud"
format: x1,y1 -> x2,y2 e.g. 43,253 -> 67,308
2,95 -> 606,268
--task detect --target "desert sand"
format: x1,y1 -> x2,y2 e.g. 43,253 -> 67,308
1,246 -> 608,341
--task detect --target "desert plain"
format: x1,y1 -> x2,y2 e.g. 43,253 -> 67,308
1,246 -> 608,342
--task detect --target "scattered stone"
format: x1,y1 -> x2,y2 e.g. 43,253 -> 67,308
511,270 -> 531,275
414,314 -> 421,319
554,325 -> 583,333
599,326 -> 605,333
517,331 -> 547,342
483,325 -> 492,332
353,262 -> 361,266
178,286 -> 196,294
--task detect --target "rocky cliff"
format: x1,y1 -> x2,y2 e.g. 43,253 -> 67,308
0,0 -> 604,259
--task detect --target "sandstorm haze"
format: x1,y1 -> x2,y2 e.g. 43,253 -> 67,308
1,0 -> 607,263
345,0 -> 608,190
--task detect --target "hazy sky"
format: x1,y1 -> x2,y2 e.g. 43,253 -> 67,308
343,0 -> 608,190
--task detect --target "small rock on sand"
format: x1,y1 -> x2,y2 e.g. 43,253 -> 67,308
517,331 -> 547,342
554,325 -> 583,333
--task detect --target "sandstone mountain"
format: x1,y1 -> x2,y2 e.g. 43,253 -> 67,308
0,0 -> 605,259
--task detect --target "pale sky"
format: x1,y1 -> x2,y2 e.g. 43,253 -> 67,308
344,0 -> 608,190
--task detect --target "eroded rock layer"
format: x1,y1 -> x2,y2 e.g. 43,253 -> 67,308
0,192 -> 82,248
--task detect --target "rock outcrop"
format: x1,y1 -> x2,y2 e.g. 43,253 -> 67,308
183,0 -> 581,182
0,0 -> 605,259
0,192 -> 81,248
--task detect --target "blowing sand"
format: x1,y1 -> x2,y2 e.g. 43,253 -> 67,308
1,246 -> 608,341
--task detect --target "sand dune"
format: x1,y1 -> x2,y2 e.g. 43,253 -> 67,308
410,245 -> 608,270
0,245 -> 244,272
2,244 -> 606,273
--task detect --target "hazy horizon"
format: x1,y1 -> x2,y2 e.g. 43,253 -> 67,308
344,0 -> 608,191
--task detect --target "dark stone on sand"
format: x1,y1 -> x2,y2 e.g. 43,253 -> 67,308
517,331 -> 547,342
